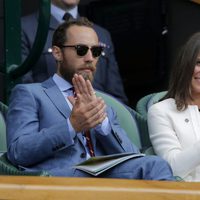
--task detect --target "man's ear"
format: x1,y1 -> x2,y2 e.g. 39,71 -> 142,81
52,46 -> 63,62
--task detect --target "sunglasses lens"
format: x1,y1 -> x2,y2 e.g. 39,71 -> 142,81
76,45 -> 88,56
91,46 -> 103,58
75,45 -> 103,57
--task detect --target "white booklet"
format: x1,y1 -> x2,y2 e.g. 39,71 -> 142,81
73,152 -> 145,176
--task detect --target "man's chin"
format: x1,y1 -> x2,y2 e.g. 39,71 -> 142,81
77,71 -> 93,82
63,0 -> 79,9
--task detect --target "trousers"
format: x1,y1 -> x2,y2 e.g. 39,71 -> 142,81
73,155 -> 175,181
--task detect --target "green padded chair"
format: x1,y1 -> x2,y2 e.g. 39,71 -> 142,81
0,113 -> 7,156
135,91 -> 167,153
96,91 -> 142,149
135,94 -> 154,150
0,101 -> 49,176
0,101 -> 8,155
136,91 -> 167,120
136,93 -> 155,121
0,101 -> 8,122
0,153 -> 50,176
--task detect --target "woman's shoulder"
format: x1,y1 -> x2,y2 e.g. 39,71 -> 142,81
149,98 -> 176,112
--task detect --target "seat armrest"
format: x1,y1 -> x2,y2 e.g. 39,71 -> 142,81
0,153 -> 50,176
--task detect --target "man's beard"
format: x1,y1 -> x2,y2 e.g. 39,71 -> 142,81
59,64 -> 95,83
59,65 -> 74,84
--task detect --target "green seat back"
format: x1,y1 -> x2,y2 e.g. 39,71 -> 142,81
0,101 -> 8,120
136,91 -> 167,119
0,113 -> 6,154
136,93 -> 155,120
135,91 -> 167,151
147,91 -> 167,108
96,91 -> 142,149
0,102 -> 8,155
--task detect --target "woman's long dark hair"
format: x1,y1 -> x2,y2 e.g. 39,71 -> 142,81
163,32 -> 200,110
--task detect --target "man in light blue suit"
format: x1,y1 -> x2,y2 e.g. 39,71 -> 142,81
21,0 -> 128,104
7,17 -> 174,180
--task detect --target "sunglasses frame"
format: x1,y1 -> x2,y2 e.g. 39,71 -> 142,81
60,44 -> 104,58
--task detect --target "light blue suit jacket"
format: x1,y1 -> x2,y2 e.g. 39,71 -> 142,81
6,78 -> 138,176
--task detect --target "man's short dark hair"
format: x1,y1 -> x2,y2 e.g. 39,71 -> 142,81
52,17 -> 93,47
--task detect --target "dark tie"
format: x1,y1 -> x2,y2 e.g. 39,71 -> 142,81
62,12 -> 73,21
72,88 -> 95,157
85,130 -> 95,157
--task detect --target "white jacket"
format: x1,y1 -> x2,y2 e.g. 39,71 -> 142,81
148,98 -> 200,182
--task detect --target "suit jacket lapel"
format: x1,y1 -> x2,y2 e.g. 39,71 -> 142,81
49,15 -> 60,30
42,78 -> 71,118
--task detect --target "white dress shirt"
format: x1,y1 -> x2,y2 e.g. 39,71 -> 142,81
51,4 -> 78,23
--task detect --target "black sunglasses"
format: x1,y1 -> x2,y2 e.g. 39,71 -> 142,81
60,44 -> 104,58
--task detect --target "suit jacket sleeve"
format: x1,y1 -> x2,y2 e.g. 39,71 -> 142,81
6,85 -> 76,166
93,106 -> 140,155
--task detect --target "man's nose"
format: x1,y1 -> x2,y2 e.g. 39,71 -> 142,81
84,49 -> 94,61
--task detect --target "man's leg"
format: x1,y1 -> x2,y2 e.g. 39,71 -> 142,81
98,155 -> 175,181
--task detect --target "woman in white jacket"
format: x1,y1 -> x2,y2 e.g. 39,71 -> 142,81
148,32 -> 200,182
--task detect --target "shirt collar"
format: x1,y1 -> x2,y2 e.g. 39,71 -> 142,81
51,4 -> 78,23
53,73 -> 72,92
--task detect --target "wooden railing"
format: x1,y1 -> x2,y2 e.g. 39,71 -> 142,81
0,176 -> 200,200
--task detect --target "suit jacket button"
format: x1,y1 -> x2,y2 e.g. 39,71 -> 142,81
80,153 -> 86,158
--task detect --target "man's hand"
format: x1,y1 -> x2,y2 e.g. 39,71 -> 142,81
73,74 -> 97,101
68,74 -> 107,132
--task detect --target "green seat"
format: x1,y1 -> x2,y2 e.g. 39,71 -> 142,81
0,112 -> 7,155
0,101 -> 50,176
136,91 -> 167,120
136,93 -> 155,120
0,153 -> 49,176
135,91 -> 167,152
135,94 -> 154,149
147,91 -> 167,109
0,102 -> 8,155
0,101 -> 8,121
96,91 -> 142,149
